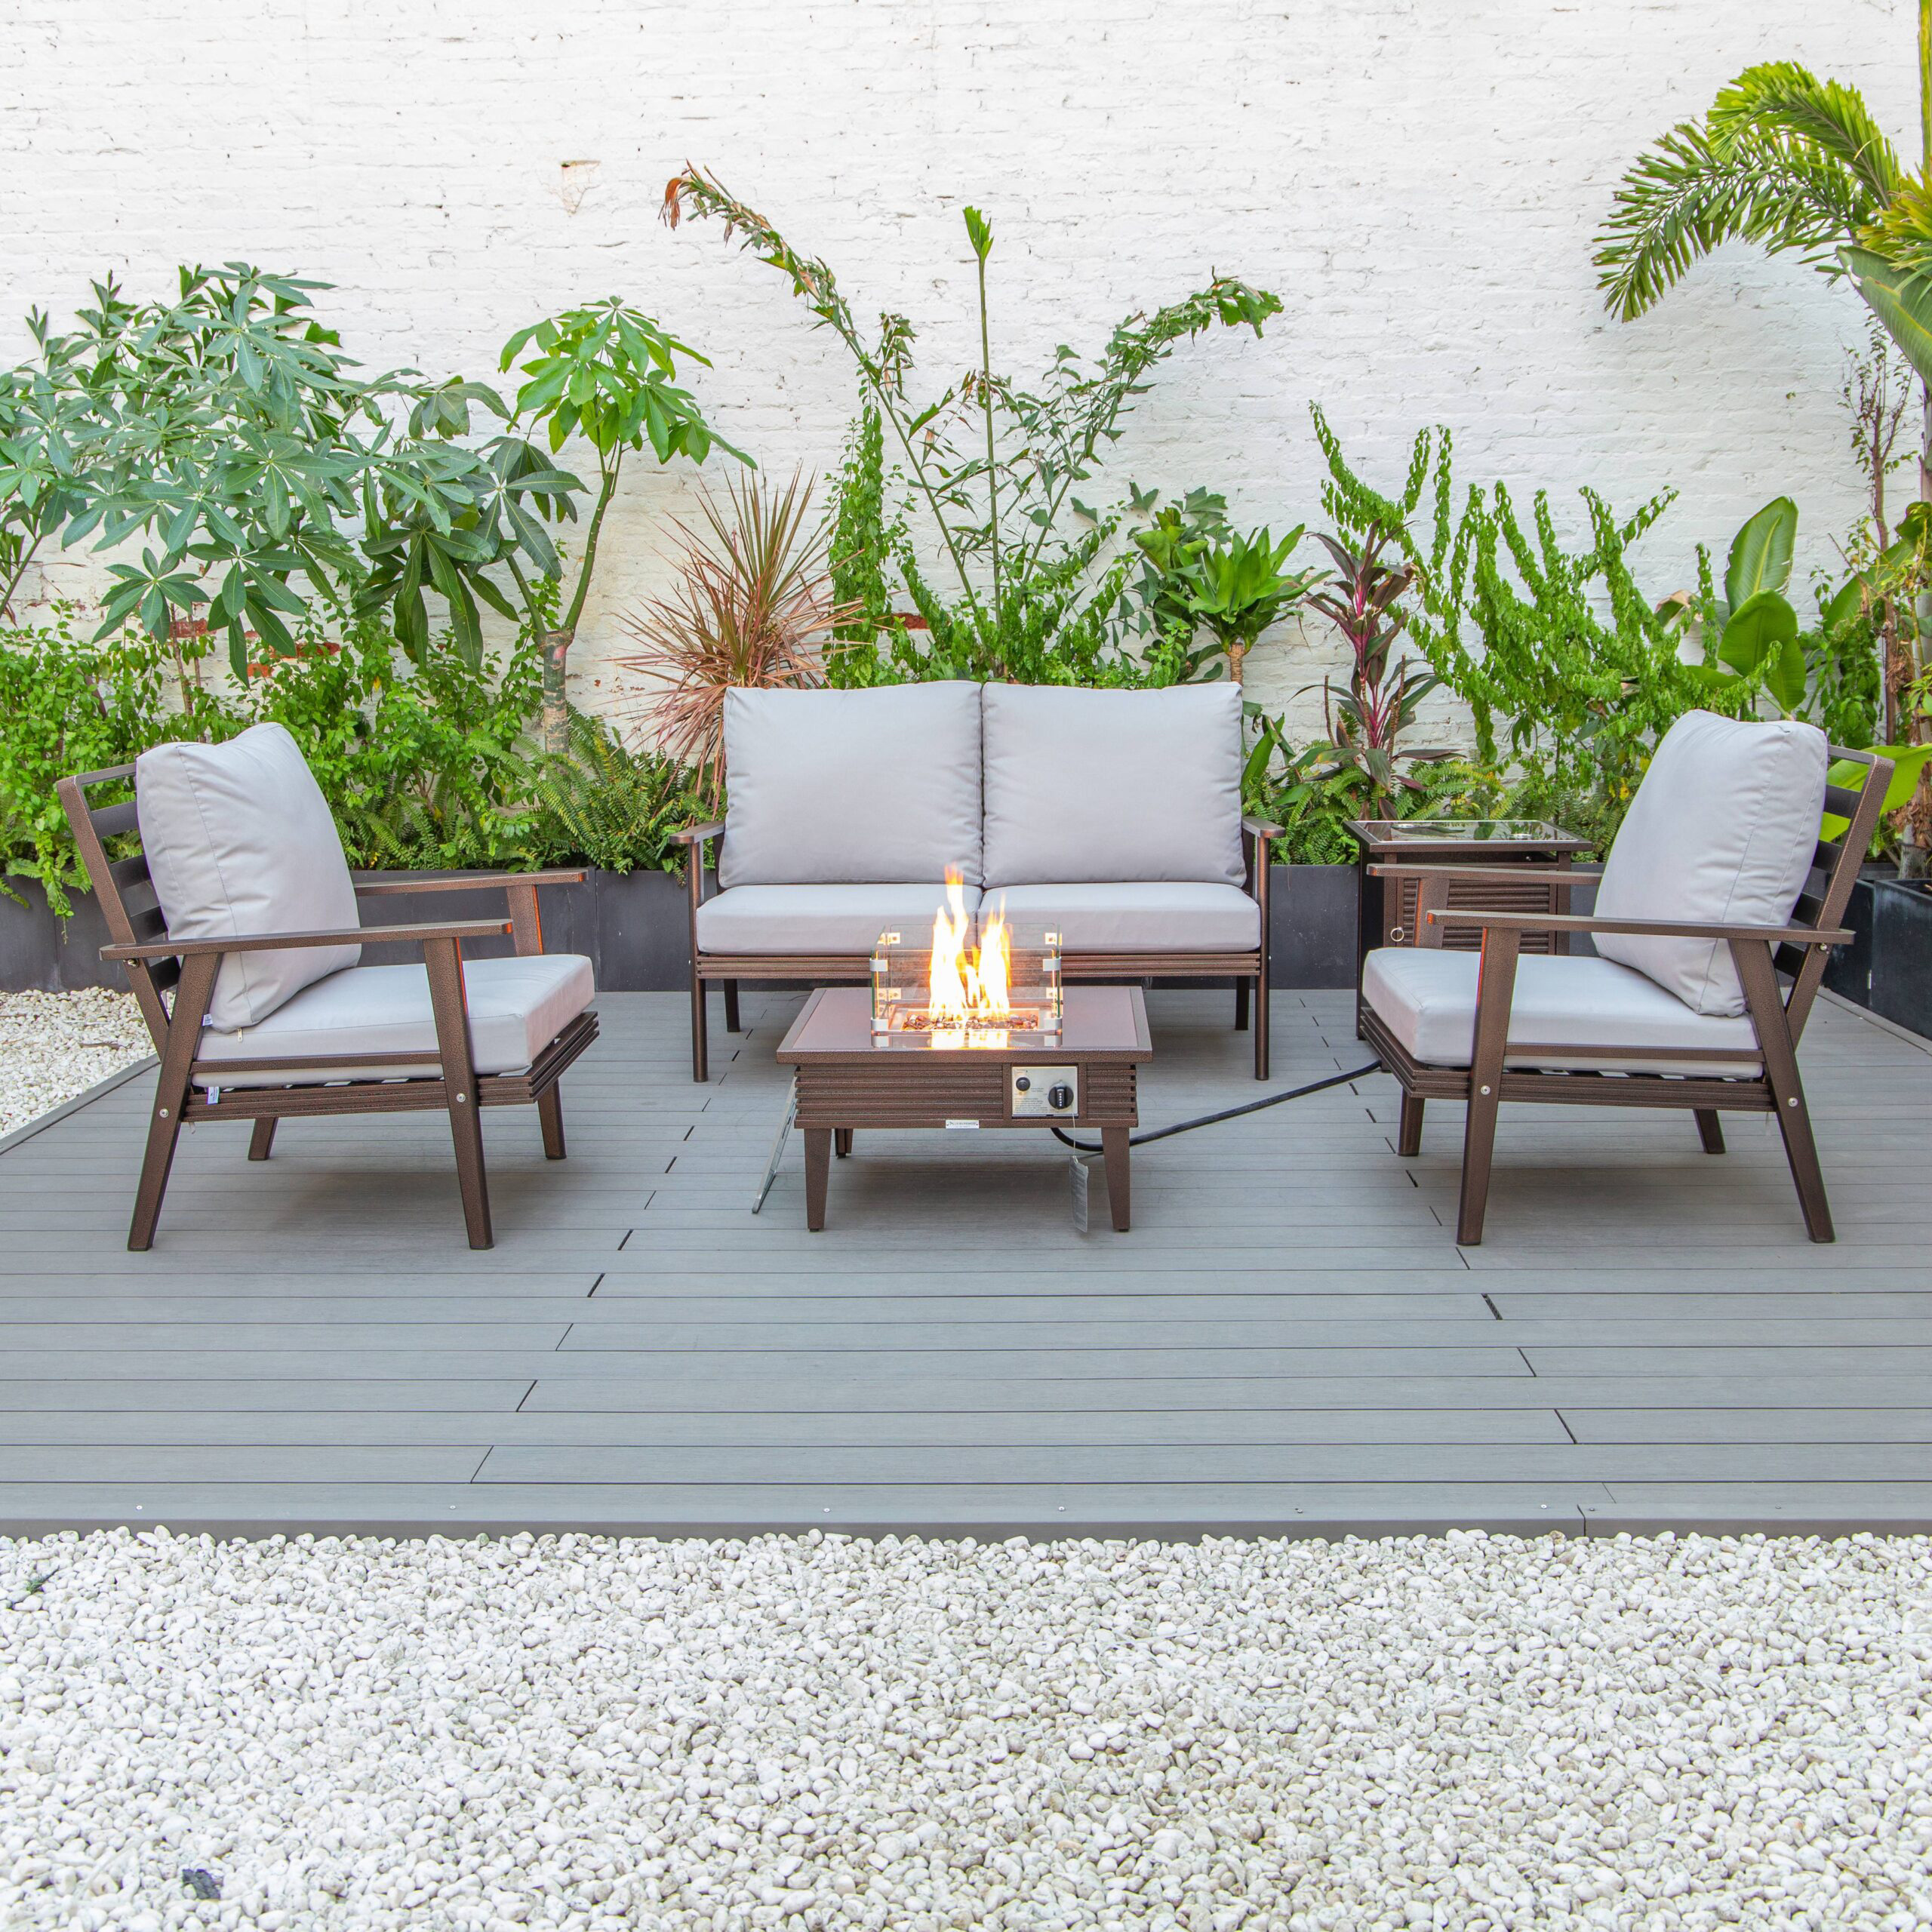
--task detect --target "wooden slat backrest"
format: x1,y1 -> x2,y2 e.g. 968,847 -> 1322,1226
1782,744 -> 1891,1043
53,764 -> 175,1051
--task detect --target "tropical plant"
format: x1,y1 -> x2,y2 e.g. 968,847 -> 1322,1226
500,710 -> 706,875
1121,485 -> 1232,663
0,315 -> 97,619
1314,408 -> 1718,836
1171,525 -> 1320,684
488,300 -> 749,754
661,168 -> 1280,681
615,470 -> 847,798
1595,16 -> 1932,459
1299,528 -> 1444,809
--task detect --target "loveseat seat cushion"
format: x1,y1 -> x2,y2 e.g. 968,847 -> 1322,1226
193,953 -> 595,1089
696,883 -> 976,957
137,721 -> 362,1030
990,883 -> 1260,953
718,683 -> 984,888
1593,709 -> 1828,1017
981,685 -> 1245,888
1361,946 -> 1761,1077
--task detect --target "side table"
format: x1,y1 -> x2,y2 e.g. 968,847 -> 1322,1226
1346,818 -> 1593,1035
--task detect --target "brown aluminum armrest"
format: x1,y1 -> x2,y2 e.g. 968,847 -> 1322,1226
671,820 -> 726,847
354,869 -> 587,897
1368,863 -> 1600,884
102,918 -> 512,963
1241,814 -> 1283,841
1425,908 -> 1850,946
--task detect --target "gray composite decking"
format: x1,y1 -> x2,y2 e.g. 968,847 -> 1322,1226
1,986 -> 1928,1540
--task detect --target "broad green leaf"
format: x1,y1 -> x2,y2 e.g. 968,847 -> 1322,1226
1717,589 -> 1798,677
1823,744 -> 1932,836
1843,246 -> 1932,389
1724,496 -> 1797,609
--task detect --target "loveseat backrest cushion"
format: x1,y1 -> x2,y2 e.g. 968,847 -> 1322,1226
136,721 -> 362,1032
1593,709 -> 1828,1017
718,682 -> 985,887
980,683 -> 1246,888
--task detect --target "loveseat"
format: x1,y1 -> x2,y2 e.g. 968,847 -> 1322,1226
673,681 -> 1278,1080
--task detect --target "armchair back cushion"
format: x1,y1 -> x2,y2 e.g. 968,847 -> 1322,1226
718,682 -> 985,888
1593,709 -> 1828,1017
136,721 -> 362,1030
980,684 -> 1245,887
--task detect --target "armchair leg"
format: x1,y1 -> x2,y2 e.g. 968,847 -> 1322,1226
723,980 -> 741,1033
690,971 -> 709,1083
248,1118 -> 278,1161
1398,1093 -> 1425,1158
1455,928 -> 1520,1247
537,1085 -> 567,1160
129,1075 -> 190,1252
1732,939 -> 1833,1242
1253,974 -> 1269,1081
1694,1109 -> 1725,1155
128,952 -> 217,1254
1233,980 -> 1249,1032
424,937 -> 494,1251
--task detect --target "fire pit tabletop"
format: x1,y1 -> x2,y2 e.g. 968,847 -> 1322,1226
774,986 -> 1152,1232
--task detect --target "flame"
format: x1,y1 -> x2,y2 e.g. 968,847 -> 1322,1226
926,866 -> 1012,1035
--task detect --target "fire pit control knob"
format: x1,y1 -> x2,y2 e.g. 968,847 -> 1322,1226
1048,1084 -> 1074,1111
1014,1076 -> 1031,1093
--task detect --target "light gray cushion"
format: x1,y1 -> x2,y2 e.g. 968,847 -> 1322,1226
1362,946 -> 1762,1077
195,953 -> 595,1088
991,882 -> 1260,953
718,683 -> 985,888
1594,710 -> 1829,1017
981,684 -> 1245,888
696,882 -> 980,956
137,721 -> 361,1030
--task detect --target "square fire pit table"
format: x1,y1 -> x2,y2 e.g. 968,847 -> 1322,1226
775,984 -> 1152,1232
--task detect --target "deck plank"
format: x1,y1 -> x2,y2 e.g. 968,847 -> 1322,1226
0,986 -> 1920,1537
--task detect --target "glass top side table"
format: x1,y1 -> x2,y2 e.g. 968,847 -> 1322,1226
1346,817 -> 1595,1033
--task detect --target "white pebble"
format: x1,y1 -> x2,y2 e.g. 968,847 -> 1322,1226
1,1528 -> 1929,1930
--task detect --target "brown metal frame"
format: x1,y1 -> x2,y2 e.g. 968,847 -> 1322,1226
57,763 -> 600,1252
675,815 -> 1276,1084
776,985 -> 1153,1232
1361,746 -> 1892,1246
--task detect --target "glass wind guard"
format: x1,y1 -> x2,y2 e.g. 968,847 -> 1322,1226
870,913 -> 1063,1050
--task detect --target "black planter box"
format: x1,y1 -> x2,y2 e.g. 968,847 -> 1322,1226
1820,869 -> 1932,1040
4,863 -> 1372,994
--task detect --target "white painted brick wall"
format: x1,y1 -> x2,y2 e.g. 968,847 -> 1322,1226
2,0 -> 1917,740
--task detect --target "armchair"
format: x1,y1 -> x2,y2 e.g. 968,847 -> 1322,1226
1358,713 -> 1890,1244
58,724 -> 598,1251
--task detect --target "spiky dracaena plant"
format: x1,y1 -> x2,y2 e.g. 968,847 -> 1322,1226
1301,529 -> 1444,811
615,470 -> 850,801
1595,11 -> 1932,486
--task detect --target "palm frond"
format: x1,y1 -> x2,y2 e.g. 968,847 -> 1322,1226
1709,62 -> 1903,204
1596,121 -> 1879,319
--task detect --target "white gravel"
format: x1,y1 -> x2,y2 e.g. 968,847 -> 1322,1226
4,1530 -> 1930,1932
0,989 -> 149,1137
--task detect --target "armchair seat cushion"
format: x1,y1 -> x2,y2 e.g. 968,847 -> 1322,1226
194,953 -> 595,1088
991,882 -> 1260,953
1362,947 -> 1761,1077
695,883 -> 975,957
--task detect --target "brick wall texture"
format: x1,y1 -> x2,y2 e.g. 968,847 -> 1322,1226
2,0 -> 1918,738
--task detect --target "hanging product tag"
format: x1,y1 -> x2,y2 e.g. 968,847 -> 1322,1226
1069,1152 -> 1099,1234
